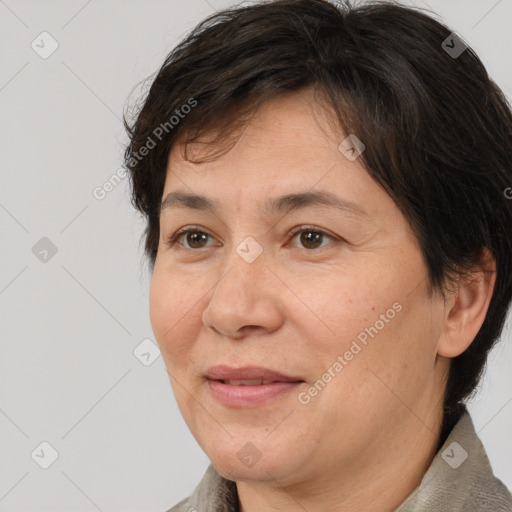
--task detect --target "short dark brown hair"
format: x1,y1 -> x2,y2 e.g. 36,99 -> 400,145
123,0 -> 512,418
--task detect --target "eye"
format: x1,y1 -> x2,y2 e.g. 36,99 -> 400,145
165,226 -> 216,250
288,226 -> 337,250
165,225 -> 338,251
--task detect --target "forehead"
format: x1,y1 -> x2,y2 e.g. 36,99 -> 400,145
162,89 -> 396,223
168,88 -> 340,169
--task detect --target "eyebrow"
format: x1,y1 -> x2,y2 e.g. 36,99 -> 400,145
160,190 -> 367,217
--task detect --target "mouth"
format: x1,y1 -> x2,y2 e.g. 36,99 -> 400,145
205,365 -> 304,382
204,365 -> 305,407
217,379 -> 286,385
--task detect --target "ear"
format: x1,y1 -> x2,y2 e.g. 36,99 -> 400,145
437,248 -> 496,358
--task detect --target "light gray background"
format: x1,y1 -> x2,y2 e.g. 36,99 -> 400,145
1,0 -> 511,510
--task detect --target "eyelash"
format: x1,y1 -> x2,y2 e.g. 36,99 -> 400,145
165,225 -> 339,251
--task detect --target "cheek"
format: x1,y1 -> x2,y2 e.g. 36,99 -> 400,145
290,271 -> 391,356
149,270 -> 200,362
148,272 -> 170,342
336,296 -> 440,415
301,267 -> 434,390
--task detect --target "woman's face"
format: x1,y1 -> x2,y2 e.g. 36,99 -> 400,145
149,88 -> 449,487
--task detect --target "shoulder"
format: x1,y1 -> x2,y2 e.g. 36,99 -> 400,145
164,496 -> 192,512
164,464 -> 238,512
463,425 -> 512,512
397,411 -> 512,511
450,412 -> 512,511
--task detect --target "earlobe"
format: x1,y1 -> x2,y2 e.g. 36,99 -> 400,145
437,248 -> 496,359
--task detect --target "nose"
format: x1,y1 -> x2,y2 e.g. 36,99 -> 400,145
201,251 -> 285,339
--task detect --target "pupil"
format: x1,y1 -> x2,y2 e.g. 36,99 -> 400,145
188,232 -> 206,247
301,231 -> 321,248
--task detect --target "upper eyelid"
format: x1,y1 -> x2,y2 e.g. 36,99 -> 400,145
289,225 -> 336,237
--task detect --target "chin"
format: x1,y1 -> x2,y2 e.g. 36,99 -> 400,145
207,441 -> 301,484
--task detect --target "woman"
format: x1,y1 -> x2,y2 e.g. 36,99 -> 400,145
123,0 -> 512,510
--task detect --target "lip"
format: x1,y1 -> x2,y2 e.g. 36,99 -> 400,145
204,365 -> 303,383
205,365 -> 305,408
207,380 -> 303,407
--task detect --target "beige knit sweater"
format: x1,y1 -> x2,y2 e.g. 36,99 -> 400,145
166,412 -> 512,511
